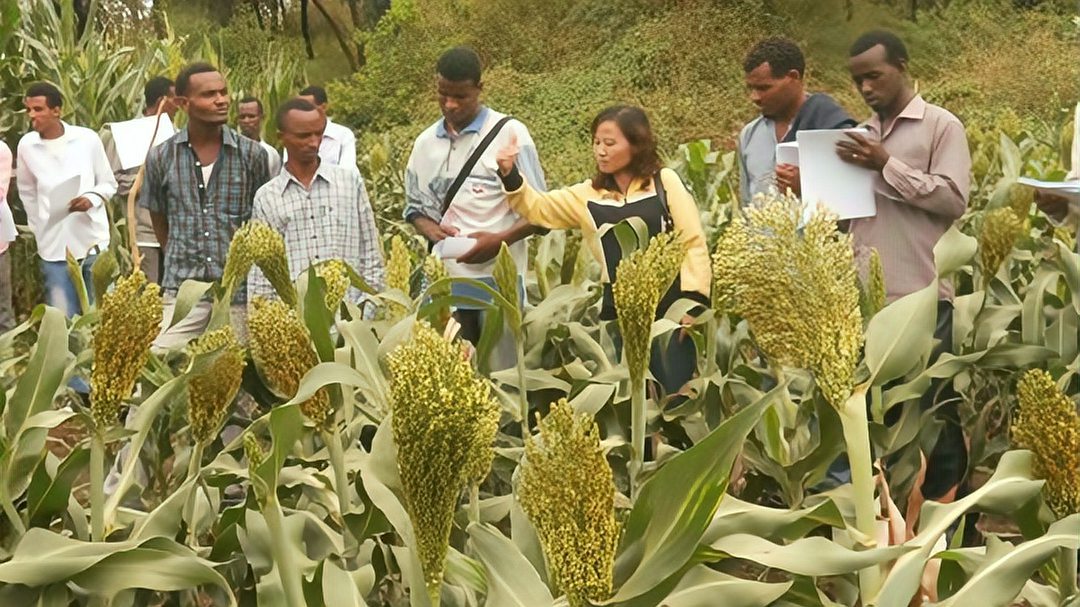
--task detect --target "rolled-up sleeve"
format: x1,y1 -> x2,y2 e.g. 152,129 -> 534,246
881,118 -> 970,220
661,168 -> 711,302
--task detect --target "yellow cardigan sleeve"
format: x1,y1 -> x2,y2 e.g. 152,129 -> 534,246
504,177 -> 594,231
660,168 -> 712,299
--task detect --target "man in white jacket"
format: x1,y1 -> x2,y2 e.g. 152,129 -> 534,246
17,82 -> 117,317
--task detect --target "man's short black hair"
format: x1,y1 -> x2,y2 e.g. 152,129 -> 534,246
276,97 -> 320,131
849,30 -> 909,66
239,96 -> 264,114
436,46 -> 482,85
26,82 -> 63,108
144,76 -> 174,109
743,37 -> 805,78
299,85 -> 328,105
176,62 -> 220,96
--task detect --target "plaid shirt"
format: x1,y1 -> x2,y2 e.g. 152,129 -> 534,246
247,162 -> 385,301
140,127 -> 269,299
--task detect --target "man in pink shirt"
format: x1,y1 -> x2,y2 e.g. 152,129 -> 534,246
0,140 -> 14,332
835,30 -> 972,503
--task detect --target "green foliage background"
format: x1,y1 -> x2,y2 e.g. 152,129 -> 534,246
323,0 -> 1080,187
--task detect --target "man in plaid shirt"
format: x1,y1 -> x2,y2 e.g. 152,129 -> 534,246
247,97 -> 385,305
141,62 -> 270,348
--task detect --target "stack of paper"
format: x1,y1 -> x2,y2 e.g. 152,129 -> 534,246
433,237 -> 477,260
795,128 -> 876,220
109,115 -> 176,170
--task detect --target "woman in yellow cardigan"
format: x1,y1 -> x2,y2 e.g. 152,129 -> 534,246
495,105 -> 711,397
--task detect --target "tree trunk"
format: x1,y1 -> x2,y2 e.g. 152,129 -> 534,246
310,0 -> 359,72
300,0 -> 314,59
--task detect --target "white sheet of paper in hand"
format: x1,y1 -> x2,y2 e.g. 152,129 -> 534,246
775,141 -> 799,167
433,237 -> 477,260
796,128 -> 876,220
110,115 -> 176,170
41,174 -> 83,231
1017,177 -> 1080,205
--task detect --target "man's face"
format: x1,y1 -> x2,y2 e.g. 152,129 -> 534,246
745,62 -> 801,120
24,96 -> 61,135
436,75 -> 482,133
237,101 -> 263,140
298,95 -> 328,118
849,44 -> 906,113
279,109 -> 327,164
177,71 -> 230,126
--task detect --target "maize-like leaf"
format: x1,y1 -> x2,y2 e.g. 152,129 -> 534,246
607,385 -> 779,602
659,565 -> 792,607
934,225 -> 978,279
864,282 -> 938,386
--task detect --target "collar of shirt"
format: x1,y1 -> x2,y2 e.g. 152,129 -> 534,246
173,125 -> 241,150
435,106 -> 490,139
866,94 -> 927,139
278,161 -> 339,194
24,121 -> 80,147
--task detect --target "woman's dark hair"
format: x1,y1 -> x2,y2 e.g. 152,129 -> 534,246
589,105 -> 662,191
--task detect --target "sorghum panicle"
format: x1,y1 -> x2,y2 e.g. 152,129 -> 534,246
248,297 -> 331,427
90,271 -> 163,429
612,231 -> 686,386
1012,369 -> 1080,517
712,192 -> 863,408
315,259 -> 350,311
187,326 -> 246,444
387,321 -> 499,595
518,400 -> 620,607
979,207 -> 1025,287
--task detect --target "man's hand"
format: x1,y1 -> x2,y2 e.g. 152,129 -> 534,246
458,231 -> 505,264
1034,191 -> 1070,222
68,197 -> 93,212
836,132 -> 890,172
495,133 -> 519,177
412,215 -> 458,244
776,163 -> 801,197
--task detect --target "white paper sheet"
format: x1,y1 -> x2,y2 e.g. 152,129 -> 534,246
775,141 -> 799,167
796,128 -> 876,220
1017,177 -> 1080,206
109,115 -> 176,170
433,237 -> 477,260
40,174 -> 82,232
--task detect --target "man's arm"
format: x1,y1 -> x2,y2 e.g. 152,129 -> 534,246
140,148 -> 168,248
354,175 -> 386,292
15,140 -> 40,233
339,127 -> 358,173
403,160 -> 455,244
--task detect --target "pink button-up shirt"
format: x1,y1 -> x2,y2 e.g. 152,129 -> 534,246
850,95 -> 971,301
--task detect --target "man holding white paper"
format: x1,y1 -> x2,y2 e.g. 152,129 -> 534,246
403,46 -> 546,356
16,82 -> 117,318
837,30 -> 971,503
100,76 -> 177,283
738,37 -> 857,204
248,98 -> 385,302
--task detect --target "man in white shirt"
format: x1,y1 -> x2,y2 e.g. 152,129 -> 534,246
294,85 -> 358,173
403,46 -> 546,365
1034,101 -> 1079,250
237,96 -> 283,176
17,82 -> 117,318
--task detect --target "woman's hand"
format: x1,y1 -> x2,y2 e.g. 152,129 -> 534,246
496,133 -> 519,177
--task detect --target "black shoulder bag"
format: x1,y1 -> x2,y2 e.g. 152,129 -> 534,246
439,116 -> 514,216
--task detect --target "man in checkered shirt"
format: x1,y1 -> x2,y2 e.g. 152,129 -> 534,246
247,97 -> 385,305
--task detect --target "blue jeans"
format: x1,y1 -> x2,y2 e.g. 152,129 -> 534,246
40,254 -> 97,318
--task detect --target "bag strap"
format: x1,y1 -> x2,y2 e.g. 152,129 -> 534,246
440,115 -> 514,216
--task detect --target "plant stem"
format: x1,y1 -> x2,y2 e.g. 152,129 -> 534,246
1059,547 -> 1078,602
322,428 -> 356,556
427,582 -> 441,607
515,340 -> 529,443
184,441 -> 205,547
264,496 -> 307,606
90,431 -> 106,541
0,480 -> 26,536
703,316 -> 719,378
629,374 -> 646,500
838,386 -> 882,603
